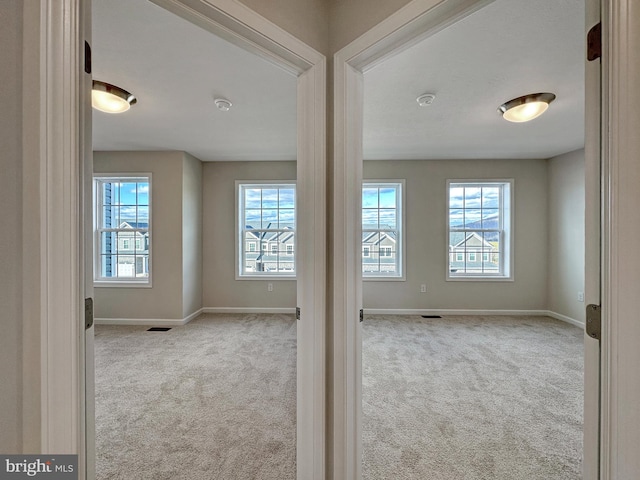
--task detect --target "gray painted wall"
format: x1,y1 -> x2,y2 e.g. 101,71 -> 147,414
94,151 -> 202,320
328,0 -> 413,53
202,161 -> 297,308
183,153 -> 204,317
236,0 -> 414,55
548,149 -> 585,322
237,0 -> 329,55
0,0 -> 23,453
363,159 -> 549,311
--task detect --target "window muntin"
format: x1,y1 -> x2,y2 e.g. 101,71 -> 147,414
238,183 -> 296,277
94,176 -> 151,284
362,182 -> 403,278
447,180 -> 512,279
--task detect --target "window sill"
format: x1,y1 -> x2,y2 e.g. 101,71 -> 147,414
363,276 -> 405,282
94,280 -> 152,288
446,275 -> 513,282
236,275 -> 296,281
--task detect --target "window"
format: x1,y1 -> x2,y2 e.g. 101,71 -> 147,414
447,180 -> 512,280
94,176 -> 151,284
238,182 -> 296,277
362,181 -> 404,278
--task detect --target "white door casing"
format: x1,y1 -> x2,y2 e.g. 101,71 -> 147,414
33,0 -> 326,478
600,0 -> 640,477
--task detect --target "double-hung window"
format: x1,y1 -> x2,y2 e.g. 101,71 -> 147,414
238,182 -> 296,278
362,181 -> 404,279
447,180 -> 513,280
94,175 -> 151,285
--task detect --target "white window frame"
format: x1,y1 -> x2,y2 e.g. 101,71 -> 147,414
446,179 -> 513,281
236,181 -> 296,279
94,174 -> 152,287
362,180 -> 405,280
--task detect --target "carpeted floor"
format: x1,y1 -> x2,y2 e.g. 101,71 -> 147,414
95,313 -> 583,479
363,314 -> 584,480
94,313 -> 296,480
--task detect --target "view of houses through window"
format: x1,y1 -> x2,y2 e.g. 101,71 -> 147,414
238,183 -> 296,277
362,182 -> 403,278
448,180 -> 512,278
94,176 -> 150,283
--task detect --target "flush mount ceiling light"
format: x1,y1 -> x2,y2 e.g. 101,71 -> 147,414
214,98 -> 232,112
416,93 -> 436,107
92,80 -> 137,114
498,92 -> 556,123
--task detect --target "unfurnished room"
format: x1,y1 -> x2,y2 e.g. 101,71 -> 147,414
91,0 -> 585,478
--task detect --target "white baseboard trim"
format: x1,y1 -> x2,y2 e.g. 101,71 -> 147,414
363,308 -> 550,317
363,308 -> 585,328
202,307 -> 297,314
95,308 -> 204,326
544,310 -> 585,328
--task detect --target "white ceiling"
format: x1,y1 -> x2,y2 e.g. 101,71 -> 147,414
92,0 -> 298,161
363,0 -> 586,160
93,0 -> 585,162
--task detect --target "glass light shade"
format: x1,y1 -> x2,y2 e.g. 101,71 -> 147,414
498,92 -> 555,123
92,81 -> 137,114
502,101 -> 548,122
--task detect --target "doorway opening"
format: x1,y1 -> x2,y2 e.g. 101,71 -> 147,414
86,0 -> 325,478
360,0 -> 586,476
332,0 -> 592,477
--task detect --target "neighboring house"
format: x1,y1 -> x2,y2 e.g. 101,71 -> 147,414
244,226 -> 295,273
362,229 -> 397,274
449,214 -> 500,273
104,221 -> 150,278
449,232 -> 499,273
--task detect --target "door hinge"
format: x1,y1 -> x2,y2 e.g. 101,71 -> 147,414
296,307 -> 300,320
587,22 -> 601,61
586,304 -> 601,340
85,297 -> 94,330
359,309 -> 364,323
84,41 -> 92,74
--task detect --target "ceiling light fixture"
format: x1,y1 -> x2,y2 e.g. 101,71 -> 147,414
417,93 -> 436,107
498,92 -> 556,123
92,80 -> 137,114
214,98 -> 232,112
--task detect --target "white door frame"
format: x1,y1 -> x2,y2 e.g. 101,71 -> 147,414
599,0 -> 640,477
332,0 -> 638,477
30,0 -> 326,478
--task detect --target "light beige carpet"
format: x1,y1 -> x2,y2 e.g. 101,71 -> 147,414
363,314 -> 583,480
96,313 -> 583,479
94,313 -> 296,480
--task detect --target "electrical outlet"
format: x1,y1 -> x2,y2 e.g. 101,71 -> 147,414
578,291 -> 584,302
420,284 -> 427,293
268,283 -> 273,292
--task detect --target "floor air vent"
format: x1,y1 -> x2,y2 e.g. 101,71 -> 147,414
147,327 -> 172,332
421,315 -> 442,319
